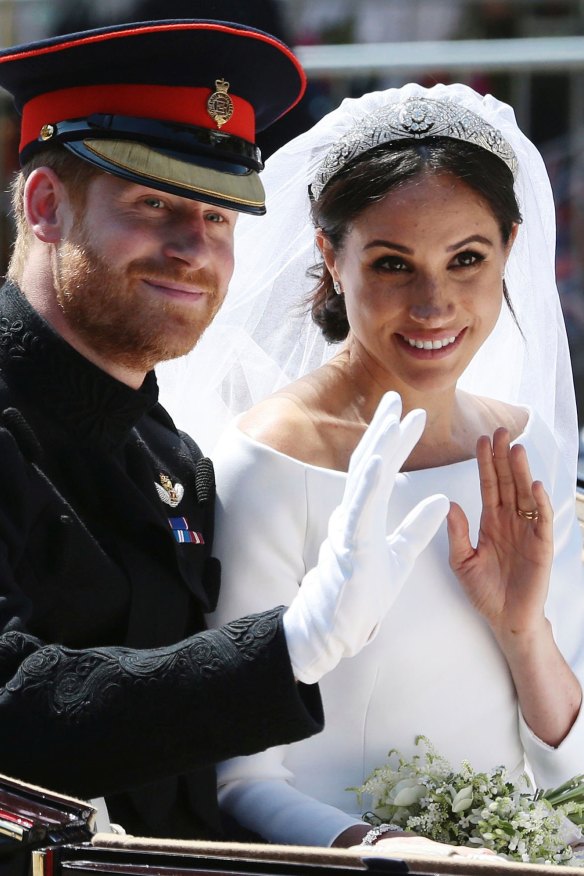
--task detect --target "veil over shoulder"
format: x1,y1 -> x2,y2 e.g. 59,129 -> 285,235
156,82 -> 578,482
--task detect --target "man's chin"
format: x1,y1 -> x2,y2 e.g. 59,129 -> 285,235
58,280 -> 217,371
136,326 -> 210,369
153,343 -> 200,366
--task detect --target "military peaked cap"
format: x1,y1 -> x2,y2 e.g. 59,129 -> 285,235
0,19 -> 307,214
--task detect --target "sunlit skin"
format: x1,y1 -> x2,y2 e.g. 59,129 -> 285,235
324,172 -> 510,405
243,172 -> 521,472
21,168 -> 237,387
237,171 -> 582,856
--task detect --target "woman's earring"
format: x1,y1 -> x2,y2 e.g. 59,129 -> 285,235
333,280 -> 343,296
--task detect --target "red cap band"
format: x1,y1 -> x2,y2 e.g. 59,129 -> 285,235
20,83 -> 255,153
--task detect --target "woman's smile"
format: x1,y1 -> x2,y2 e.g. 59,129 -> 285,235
397,328 -> 466,357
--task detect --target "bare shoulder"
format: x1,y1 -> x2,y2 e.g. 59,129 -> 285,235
237,379 -> 329,464
467,392 -> 530,441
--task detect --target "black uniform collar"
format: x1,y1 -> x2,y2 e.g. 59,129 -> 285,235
0,281 -> 159,450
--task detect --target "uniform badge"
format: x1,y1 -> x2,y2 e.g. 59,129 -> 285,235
168,517 -> 205,544
206,79 -> 234,128
155,473 -> 184,508
39,123 -> 55,141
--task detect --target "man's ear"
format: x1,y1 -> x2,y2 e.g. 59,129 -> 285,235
23,167 -> 72,244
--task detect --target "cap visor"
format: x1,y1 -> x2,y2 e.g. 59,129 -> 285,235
68,138 -> 266,214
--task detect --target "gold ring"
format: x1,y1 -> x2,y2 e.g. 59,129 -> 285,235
517,508 -> 539,520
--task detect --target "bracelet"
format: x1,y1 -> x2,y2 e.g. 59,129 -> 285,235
360,823 -> 403,846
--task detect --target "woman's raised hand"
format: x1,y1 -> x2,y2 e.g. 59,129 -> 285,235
447,428 -> 553,642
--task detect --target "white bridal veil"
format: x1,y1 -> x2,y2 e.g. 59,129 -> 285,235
157,81 -> 578,482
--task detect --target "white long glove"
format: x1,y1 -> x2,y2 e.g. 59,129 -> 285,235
283,391 -> 449,684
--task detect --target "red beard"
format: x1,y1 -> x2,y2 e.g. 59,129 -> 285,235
54,235 -> 225,372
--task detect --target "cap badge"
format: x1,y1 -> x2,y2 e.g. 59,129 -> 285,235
39,124 -> 55,141
206,78 -> 234,129
155,473 -> 184,508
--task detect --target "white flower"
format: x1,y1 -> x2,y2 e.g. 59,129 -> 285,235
451,786 -> 474,813
390,779 -> 426,807
350,736 -> 584,865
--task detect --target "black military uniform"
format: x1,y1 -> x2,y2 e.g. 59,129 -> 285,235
0,20 -> 322,839
0,281 -> 322,837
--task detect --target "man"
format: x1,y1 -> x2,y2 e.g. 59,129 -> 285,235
0,18 -> 447,842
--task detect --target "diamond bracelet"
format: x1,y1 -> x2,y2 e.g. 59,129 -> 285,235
360,823 -> 403,846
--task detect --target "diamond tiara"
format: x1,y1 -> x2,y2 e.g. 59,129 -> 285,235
310,97 -> 518,201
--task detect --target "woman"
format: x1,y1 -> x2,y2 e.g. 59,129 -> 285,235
158,83 -> 584,852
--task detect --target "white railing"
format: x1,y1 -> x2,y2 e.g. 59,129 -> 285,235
295,36 -> 584,77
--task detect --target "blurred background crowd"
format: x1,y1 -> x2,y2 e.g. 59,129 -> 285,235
1,0 -> 584,457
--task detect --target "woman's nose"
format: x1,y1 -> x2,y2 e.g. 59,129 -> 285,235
408,276 -> 454,323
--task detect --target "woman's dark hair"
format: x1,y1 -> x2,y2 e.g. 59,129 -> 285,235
308,137 -> 523,342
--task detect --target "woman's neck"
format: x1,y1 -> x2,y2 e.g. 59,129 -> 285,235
328,346 -> 468,470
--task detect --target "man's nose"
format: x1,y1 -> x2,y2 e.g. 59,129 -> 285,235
162,220 -> 211,266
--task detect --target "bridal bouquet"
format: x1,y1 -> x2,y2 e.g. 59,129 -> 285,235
351,736 -> 584,864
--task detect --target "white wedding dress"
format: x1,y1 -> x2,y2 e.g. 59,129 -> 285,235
208,407 -> 584,847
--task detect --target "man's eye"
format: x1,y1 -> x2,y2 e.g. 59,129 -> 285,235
206,212 -> 225,223
144,197 -> 164,209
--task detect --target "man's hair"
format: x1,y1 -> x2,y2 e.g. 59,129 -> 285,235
7,147 -> 101,283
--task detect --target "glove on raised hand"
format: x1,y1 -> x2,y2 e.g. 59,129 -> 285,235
283,391 -> 449,684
